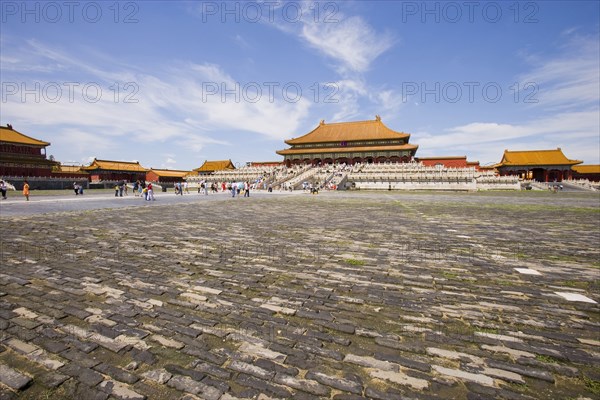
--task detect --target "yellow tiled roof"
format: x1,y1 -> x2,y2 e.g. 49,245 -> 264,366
277,144 -> 417,155
572,165 -> 600,174
83,158 -> 148,172
55,165 -> 88,174
285,117 -> 410,145
194,160 -> 235,172
149,169 -> 191,178
497,149 -> 582,167
0,126 -> 50,146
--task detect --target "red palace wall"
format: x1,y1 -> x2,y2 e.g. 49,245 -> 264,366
418,158 -> 468,168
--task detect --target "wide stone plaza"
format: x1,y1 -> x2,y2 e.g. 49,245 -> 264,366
0,190 -> 599,399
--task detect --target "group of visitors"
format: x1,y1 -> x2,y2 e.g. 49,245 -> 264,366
229,181 -> 251,198
114,181 -> 128,197
73,182 -> 84,195
197,181 -> 218,195
132,180 -> 155,200
0,180 -> 33,201
174,182 -> 190,195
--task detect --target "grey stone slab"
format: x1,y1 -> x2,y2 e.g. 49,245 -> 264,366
235,373 -> 293,398
183,348 -> 226,365
306,371 -> 362,394
164,364 -> 206,381
62,306 -> 92,320
60,348 -> 102,368
486,360 -> 555,383
129,348 -> 157,365
295,310 -> 334,322
284,355 -> 318,371
0,364 -> 32,390
227,360 -> 274,380
273,373 -> 330,397
364,386 -> 405,400
295,342 -> 344,361
166,375 -> 222,400
516,357 -> 579,377
62,337 -> 99,353
94,363 -> 140,384
32,337 -> 69,354
9,318 -> 40,330
254,358 -> 299,377
313,320 -> 356,334
193,362 -> 231,380
374,352 -> 431,372
201,376 -> 230,394
98,380 -> 146,400
78,368 -> 105,387
141,368 -> 172,384
37,372 -> 69,388
72,383 -> 110,400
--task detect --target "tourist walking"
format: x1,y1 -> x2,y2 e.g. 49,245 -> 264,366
0,180 -> 7,199
147,182 -> 155,201
244,181 -> 250,197
133,180 -> 139,197
23,180 -> 30,201
73,182 -> 79,195
114,184 -> 119,197
184,181 -> 189,194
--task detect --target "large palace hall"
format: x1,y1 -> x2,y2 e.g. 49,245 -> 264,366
276,116 -> 418,167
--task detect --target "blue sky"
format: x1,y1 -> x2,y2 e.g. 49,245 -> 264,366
1,1 -> 598,169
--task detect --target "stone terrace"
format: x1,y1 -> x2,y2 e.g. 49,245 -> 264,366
0,191 -> 599,399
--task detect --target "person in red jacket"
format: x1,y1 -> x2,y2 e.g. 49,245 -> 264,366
147,182 -> 155,201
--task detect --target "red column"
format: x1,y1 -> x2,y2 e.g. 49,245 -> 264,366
544,170 -> 549,182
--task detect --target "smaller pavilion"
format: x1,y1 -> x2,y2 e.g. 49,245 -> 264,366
495,148 -> 582,182
82,158 -> 148,182
146,169 -> 191,184
191,160 -> 235,176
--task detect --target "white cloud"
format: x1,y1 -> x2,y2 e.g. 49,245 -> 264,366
300,16 -> 395,73
1,39 -> 312,162
518,34 -> 599,111
418,110 -> 599,164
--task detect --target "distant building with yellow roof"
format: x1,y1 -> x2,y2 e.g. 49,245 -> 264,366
571,165 -> 600,182
276,116 -> 418,166
191,160 -> 235,176
82,158 -> 148,182
0,124 -> 58,177
147,168 -> 191,184
495,148 -> 582,182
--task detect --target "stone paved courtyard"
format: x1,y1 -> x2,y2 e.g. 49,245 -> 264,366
0,191 -> 599,399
